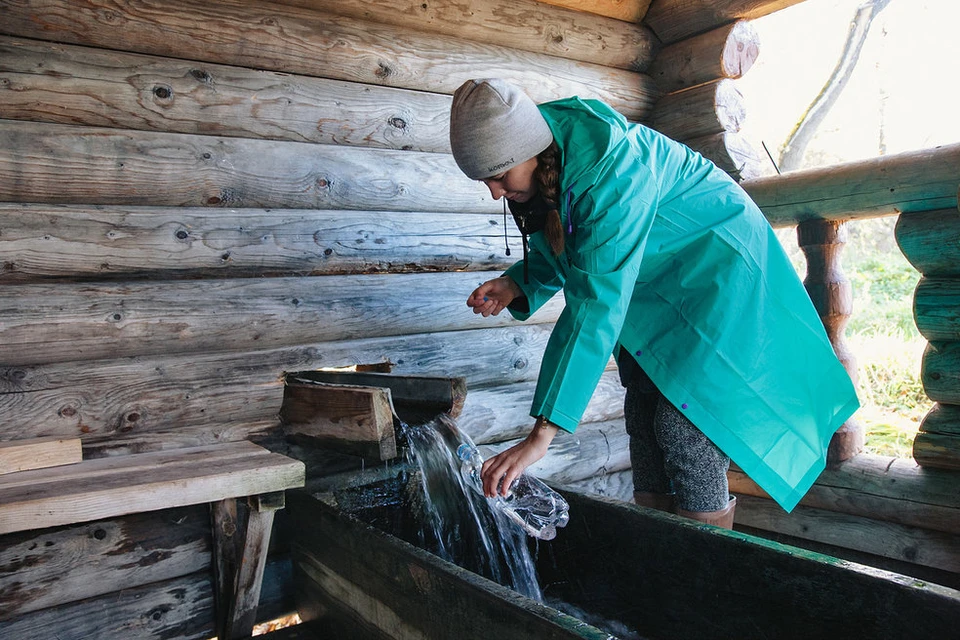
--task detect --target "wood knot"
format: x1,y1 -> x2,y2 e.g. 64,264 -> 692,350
152,84 -> 173,100
59,406 -> 77,418
175,229 -> 189,240
375,62 -> 392,79
388,117 -> 407,131
189,69 -> 212,83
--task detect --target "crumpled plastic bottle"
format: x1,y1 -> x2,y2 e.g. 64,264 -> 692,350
456,442 -> 570,541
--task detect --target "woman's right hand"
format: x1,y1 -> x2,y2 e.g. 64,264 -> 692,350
466,276 -> 521,317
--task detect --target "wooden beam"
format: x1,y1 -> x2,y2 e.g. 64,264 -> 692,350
646,79 -> 746,140
555,469 -> 634,502
536,0 -> 653,23
922,341 -> 960,405
683,131 -> 764,181
895,208 -> 960,277
0,271 -> 564,367
273,0 -> 658,71
913,432 -> 960,471
647,20 -> 760,93
913,277 -> 960,342
742,143 -> 960,227
0,120 -> 492,213
644,0 -> 806,44
0,437 -> 81,475
919,403 -> 960,436
0,204 -> 518,282
0,0 -> 657,120
0,37 -> 452,153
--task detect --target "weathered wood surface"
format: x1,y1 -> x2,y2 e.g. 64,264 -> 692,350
684,131 -> 763,181
894,209 -> 960,277
0,271 -> 563,367
643,0 -> 806,44
458,369 -> 622,444
0,0 -> 658,120
742,142 -> 960,227
646,79 -> 746,141
913,432 -> 960,471
537,0 -> 653,23
919,402 -> 960,436
0,570 -> 215,640
0,325 -> 555,443
556,469 -> 634,502
0,437 -> 81,475
211,499 -> 241,640
733,494 -> 960,573
0,441 -> 304,535
647,21 -> 760,93
0,120 -> 493,212
0,505 -> 210,621
914,277 -> 960,341
922,341 -> 960,405
0,37 -> 451,153
0,205 -> 518,283
273,0 -> 658,71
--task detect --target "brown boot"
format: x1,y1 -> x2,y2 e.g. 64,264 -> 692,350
677,496 -> 737,529
633,492 -> 676,513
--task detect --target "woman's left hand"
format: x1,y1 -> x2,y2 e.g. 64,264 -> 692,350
480,418 -> 559,498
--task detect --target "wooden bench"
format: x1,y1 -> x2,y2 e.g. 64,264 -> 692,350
0,440 -> 305,639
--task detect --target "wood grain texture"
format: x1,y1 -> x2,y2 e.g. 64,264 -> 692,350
742,142 -> 960,227
643,0 -> 805,44
895,208 -> 960,277
684,131 -> 763,181
0,37 -> 452,152
0,204 -> 519,282
0,120 -> 493,212
555,469 -> 634,502
913,432 -> 960,471
0,271 -> 563,367
0,505 -> 210,621
919,403 -> 960,436
536,0 -> 653,23
647,78 -> 746,140
914,277 -> 960,342
0,437 -> 81,475
0,0 -> 657,120
274,0 -> 658,71
922,341 -> 960,405
647,20 -> 760,92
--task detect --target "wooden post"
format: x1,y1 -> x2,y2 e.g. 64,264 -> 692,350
797,219 -> 862,464
647,21 -> 760,93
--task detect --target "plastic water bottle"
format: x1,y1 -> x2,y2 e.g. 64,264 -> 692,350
456,443 -> 570,541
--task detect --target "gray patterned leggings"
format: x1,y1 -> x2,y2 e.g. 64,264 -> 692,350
619,350 -> 730,512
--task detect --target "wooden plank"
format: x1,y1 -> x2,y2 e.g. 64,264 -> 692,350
273,0 -> 658,71
734,494 -> 960,573
0,505 -> 210,621
0,120 -> 493,212
913,432 -> 960,471
0,437 -> 81,475
556,469 -> 634,502
0,441 -> 305,534
0,271 -> 563,367
0,325 -> 555,443
895,208 -> 960,277
647,20 -> 760,93
646,79 -> 746,140
922,341 -> 960,405
914,277 -> 960,341
643,0 -> 806,44
919,402 -> 960,436
0,204 -> 518,282
0,0 -> 658,120
0,37 -> 452,152
742,143 -> 960,228
0,571 -> 215,640
535,0 -> 652,23
684,131 -> 764,181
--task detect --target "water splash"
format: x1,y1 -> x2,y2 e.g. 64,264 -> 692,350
401,415 -> 543,602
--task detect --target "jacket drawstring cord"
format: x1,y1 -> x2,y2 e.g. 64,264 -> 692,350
502,197 -> 511,257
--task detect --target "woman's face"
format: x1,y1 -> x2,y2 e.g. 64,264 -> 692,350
481,157 -> 538,203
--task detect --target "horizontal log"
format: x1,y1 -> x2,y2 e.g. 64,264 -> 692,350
733,494 -> 960,573
0,325 -> 555,442
555,469 -> 634,503
643,0 -> 806,44
0,120 -> 492,212
0,571 -> 215,640
922,342 -> 960,405
0,37 -> 451,153
0,204 -> 518,282
919,403 -> 960,436
914,277 -> 960,342
536,0 -> 653,23
647,21 -> 760,93
0,437 -> 81,475
457,369 -> 623,444
895,208 -> 960,277
273,0 -> 658,71
0,0 -> 657,120
913,432 -> 960,471
0,505 -> 210,621
742,143 -> 960,228
646,79 -> 746,140
0,270 -> 563,366
684,131 -> 764,181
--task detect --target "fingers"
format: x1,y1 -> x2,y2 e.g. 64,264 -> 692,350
466,282 -> 506,317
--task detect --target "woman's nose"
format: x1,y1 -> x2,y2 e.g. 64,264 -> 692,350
486,183 -> 506,200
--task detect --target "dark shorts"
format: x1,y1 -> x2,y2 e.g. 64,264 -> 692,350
618,349 -> 730,512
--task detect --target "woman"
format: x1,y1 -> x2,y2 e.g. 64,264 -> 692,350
451,79 -> 859,527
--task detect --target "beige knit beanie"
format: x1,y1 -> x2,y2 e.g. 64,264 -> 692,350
449,79 -> 554,180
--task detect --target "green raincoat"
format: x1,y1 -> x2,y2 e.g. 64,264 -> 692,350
503,97 -> 859,512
